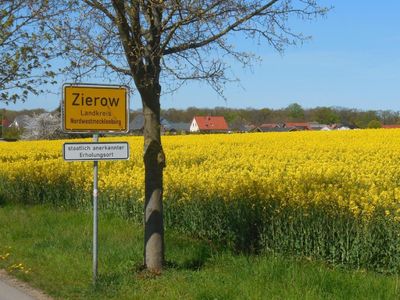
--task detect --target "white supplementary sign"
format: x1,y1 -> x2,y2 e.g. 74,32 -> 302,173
63,142 -> 129,161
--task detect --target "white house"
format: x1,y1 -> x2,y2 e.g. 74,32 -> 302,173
190,118 -> 200,132
190,116 -> 229,133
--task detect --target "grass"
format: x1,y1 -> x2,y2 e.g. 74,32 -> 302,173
0,204 -> 399,299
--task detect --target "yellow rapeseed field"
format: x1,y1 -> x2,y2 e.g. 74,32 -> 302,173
1,129 -> 400,219
2,129 -> 400,271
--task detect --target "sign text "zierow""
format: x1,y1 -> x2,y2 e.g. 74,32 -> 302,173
62,84 -> 129,133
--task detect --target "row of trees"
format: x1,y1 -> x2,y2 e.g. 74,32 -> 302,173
2,103 -> 394,139
5,103 -> 395,133
1,0 -> 329,272
158,104 -> 400,129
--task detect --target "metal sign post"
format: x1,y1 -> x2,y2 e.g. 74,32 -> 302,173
61,83 -> 130,286
63,135 -> 129,286
63,138 -> 130,286
92,133 -> 99,285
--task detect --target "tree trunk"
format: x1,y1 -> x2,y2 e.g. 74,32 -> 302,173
140,83 -> 166,272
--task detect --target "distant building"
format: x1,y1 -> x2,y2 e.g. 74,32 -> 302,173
129,114 -> 145,133
129,113 -> 172,134
9,115 -> 29,130
243,124 -> 257,132
382,125 -> 400,129
259,127 -> 298,133
164,122 -> 190,134
230,124 -> 256,133
259,123 -> 280,129
320,126 -> 332,131
308,122 -> 328,131
0,117 -> 9,138
1,118 -> 10,127
190,116 -> 229,133
284,122 -> 311,130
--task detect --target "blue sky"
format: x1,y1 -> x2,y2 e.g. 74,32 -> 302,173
2,0 -> 400,112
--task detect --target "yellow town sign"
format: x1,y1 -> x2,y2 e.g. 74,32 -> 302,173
62,84 -> 129,133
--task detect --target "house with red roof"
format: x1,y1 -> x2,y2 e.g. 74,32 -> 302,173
382,125 -> 400,129
284,122 -> 311,130
0,117 -> 10,138
259,123 -> 279,129
190,116 -> 229,133
1,118 -> 10,128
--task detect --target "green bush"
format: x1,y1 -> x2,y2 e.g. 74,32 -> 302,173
2,126 -> 22,140
367,120 -> 382,129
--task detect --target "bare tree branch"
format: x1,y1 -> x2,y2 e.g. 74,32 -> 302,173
163,0 -> 280,55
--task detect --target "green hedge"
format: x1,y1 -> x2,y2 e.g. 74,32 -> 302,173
1,176 -> 400,273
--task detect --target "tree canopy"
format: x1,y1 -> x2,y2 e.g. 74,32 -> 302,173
48,1 -> 329,94
0,0 -> 59,103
